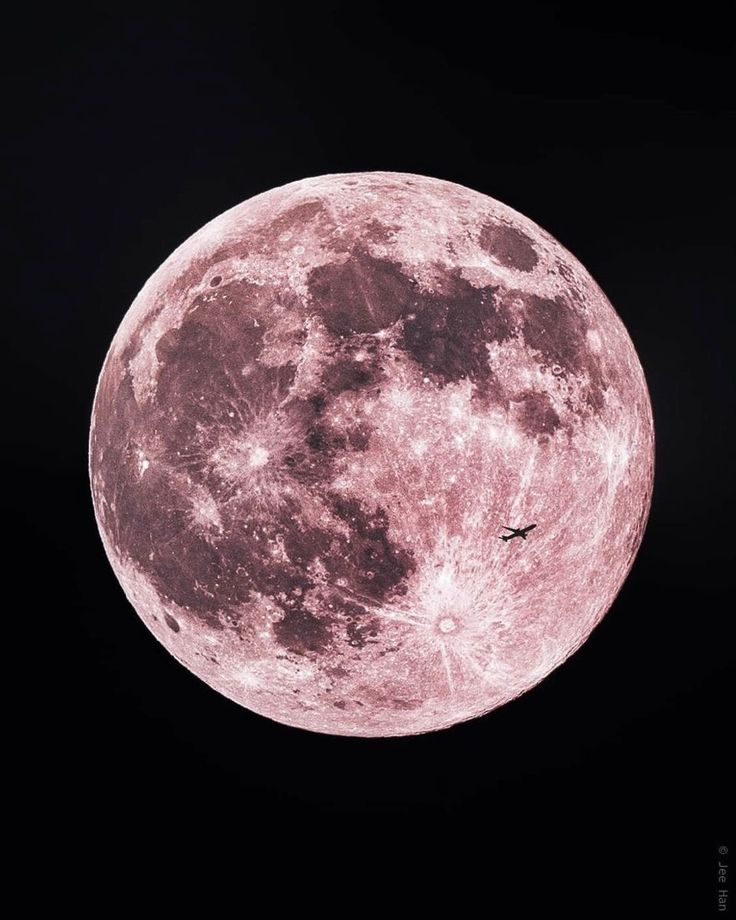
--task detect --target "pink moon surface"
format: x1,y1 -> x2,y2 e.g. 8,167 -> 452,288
89,172 -> 654,737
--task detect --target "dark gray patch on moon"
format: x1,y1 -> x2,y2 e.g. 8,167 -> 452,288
326,496 -> 416,604
308,249 -> 415,334
273,606 -> 333,657
320,352 -> 385,396
402,272 -> 514,394
521,293 -> 606,410
515,390 -> 563,438
479,221 -> 539,272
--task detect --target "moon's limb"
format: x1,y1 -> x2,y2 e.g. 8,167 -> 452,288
89,172 -> 654,736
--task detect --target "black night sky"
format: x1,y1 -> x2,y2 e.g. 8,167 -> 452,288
8,3 -> 733,910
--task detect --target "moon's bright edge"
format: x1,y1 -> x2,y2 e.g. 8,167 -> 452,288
89,172 -> 654,737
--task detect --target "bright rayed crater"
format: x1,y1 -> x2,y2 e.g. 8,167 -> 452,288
90,172 -> 654,736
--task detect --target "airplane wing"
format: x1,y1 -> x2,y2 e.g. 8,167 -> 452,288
502,526 -> 516,532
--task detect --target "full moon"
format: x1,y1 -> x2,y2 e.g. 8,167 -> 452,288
90,172 -> 654,737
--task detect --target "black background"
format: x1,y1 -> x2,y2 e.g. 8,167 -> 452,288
8,2 -> 733,910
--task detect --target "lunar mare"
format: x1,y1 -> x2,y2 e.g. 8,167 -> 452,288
89,172 -> 654,737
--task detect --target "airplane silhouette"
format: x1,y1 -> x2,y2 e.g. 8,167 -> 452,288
499,524 -> 537,542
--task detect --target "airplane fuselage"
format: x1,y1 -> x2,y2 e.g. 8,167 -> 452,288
499,524 -> 536,542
